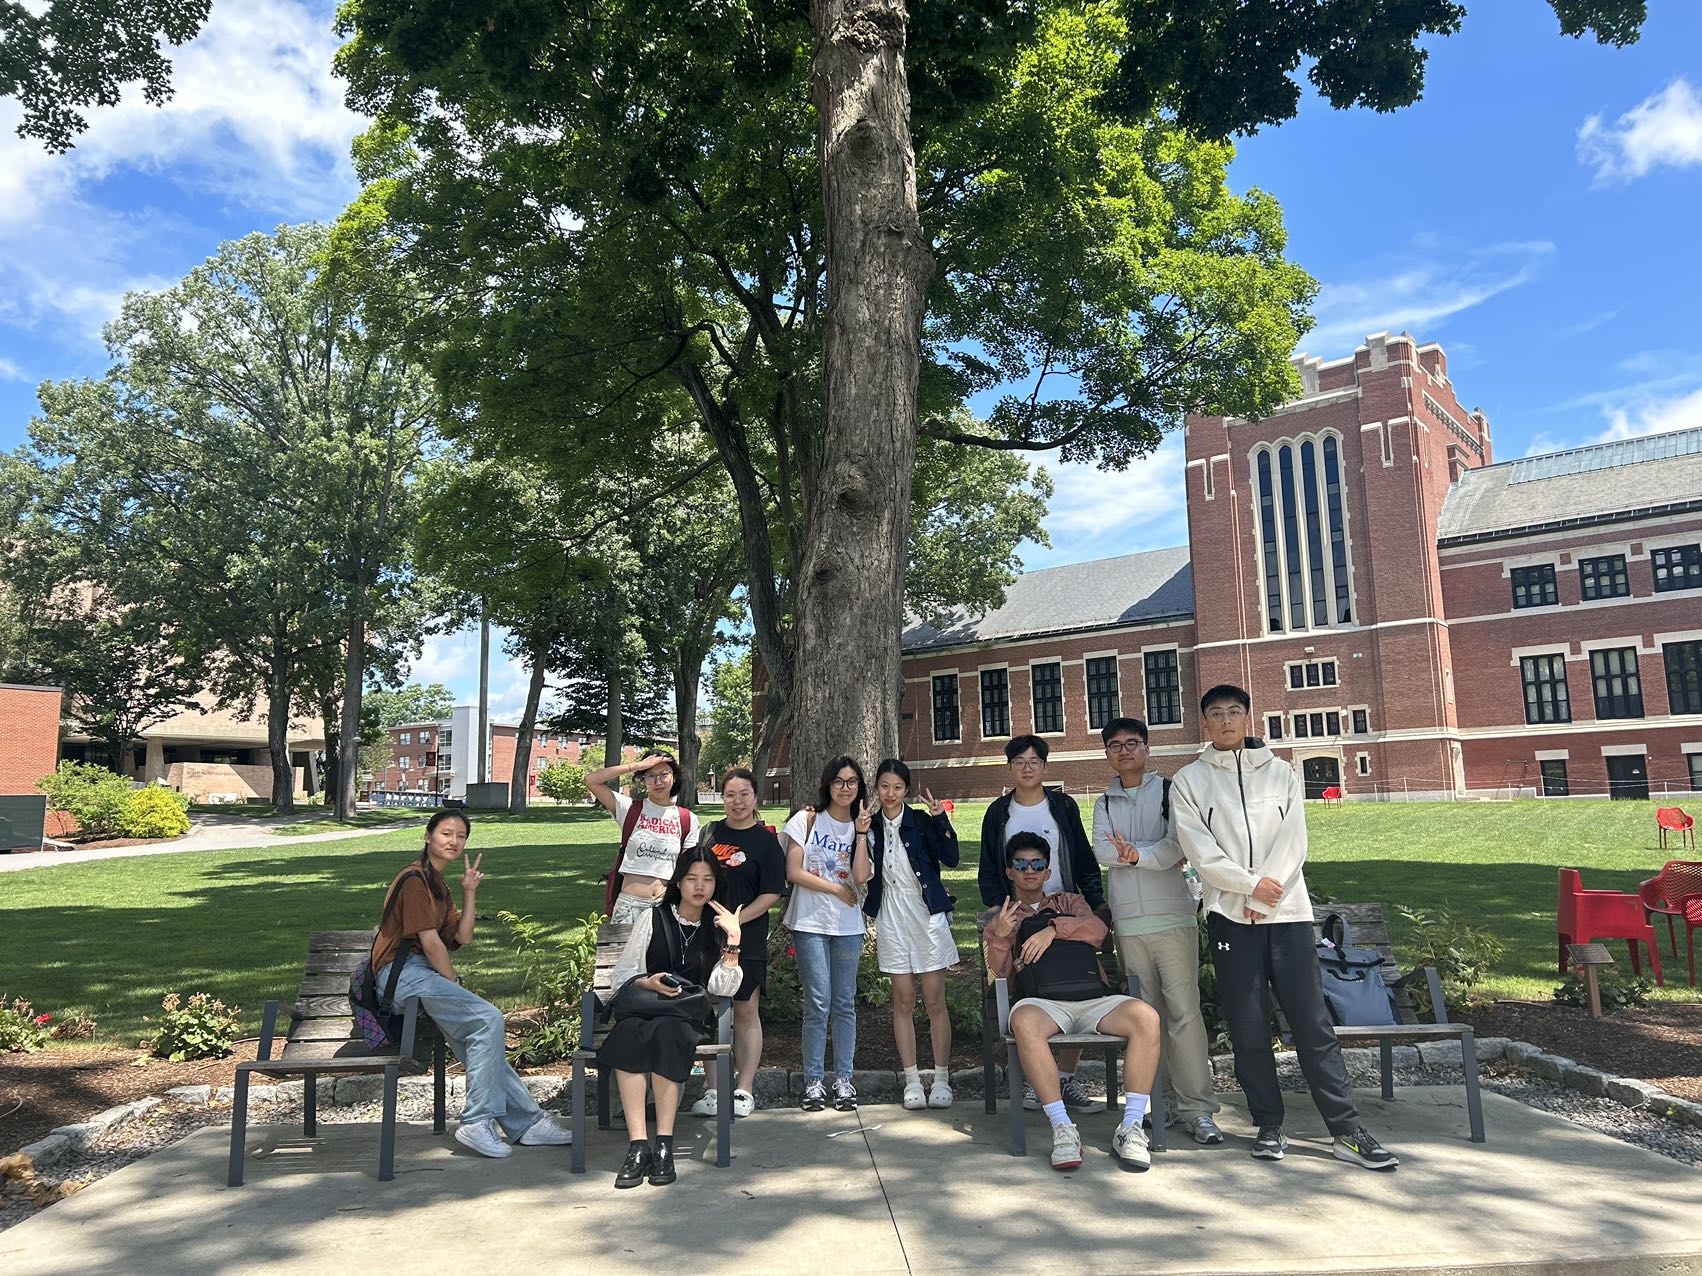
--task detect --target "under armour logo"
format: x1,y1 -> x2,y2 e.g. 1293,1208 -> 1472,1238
1216,942 -> 1231,952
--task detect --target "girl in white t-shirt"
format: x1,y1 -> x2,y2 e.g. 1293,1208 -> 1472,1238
587,750 -> 700,923
781,754 -> 872,1112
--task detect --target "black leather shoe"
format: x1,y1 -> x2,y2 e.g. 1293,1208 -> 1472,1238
614,1140 -> 652,1189
648,1136 -> 677,1186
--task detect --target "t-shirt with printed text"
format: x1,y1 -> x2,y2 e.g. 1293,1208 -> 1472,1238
780,809 -> 864,937
610,790 -> 700,885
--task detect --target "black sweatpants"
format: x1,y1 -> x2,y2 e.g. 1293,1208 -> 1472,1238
1207,913 -> 1360,1135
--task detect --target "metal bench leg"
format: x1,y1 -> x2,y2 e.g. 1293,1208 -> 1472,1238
1148,1058 -> 1167,1153
432,1035 -> 447,1135
982,985 -> 998,1115
570,1060 -> 587,1175
597,1064 -> 612,1130
379,1065 -> 399,1182
304,1074 -> 318,1137
716,1054 -> 732,1168
227,1071 -> 250,1187
1007,1041 -> 1027,1157
1461,1031 -> 1486,1143
1380,1040 -> 1395,1101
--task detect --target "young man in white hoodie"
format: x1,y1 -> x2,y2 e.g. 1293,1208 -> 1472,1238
1091,716 -> 1223,1146
1171,684 -> 1398,1171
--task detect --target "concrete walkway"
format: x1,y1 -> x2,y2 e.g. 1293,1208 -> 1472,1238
0,812 -> 412,872
3,1088 -> 1698,1275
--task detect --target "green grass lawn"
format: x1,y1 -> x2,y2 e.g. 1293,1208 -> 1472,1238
4,797 -> 1693,1048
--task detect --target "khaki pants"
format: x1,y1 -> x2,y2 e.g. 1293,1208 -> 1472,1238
1115,925 -> 1220,1117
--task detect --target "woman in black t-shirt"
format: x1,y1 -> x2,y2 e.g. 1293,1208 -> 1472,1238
691,767 -> 786,1120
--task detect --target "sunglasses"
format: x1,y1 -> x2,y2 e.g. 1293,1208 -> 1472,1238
1010,858 -> 1049,872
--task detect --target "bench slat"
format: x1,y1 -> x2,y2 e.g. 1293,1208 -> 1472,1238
1335,1024 -> 1472,1042
244,1055 -> 427,1075
309,931 -> 376,951
292,996 -> 355,1019
286,1018 -> 358,1043
298,974 -> 351,996
305,952 -> 365,975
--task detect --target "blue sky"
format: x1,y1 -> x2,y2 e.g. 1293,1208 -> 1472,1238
2,0 -> 1698,718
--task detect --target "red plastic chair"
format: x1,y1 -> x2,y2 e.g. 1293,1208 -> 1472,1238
1320,786 -> 1343,807
1640,860 -> 1702,956
1557,868 -> 1663,986
1684,896 -> 1702,987
1657,807 -> 1697,852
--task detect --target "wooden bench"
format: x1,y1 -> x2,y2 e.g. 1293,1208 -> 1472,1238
975,920 -> 1169,1157
567,923 -> 734,1175
1311,903 -> 1486,1143
227,930 -> 447,1185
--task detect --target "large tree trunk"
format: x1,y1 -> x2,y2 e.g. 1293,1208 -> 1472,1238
335,611 -> 366,821
603,654 -> 624,767
509,635 -> 551,815
265,651 -> 296,815
319,690 -> 341,804
673,650 -> 703,810
792,0 -> 932,800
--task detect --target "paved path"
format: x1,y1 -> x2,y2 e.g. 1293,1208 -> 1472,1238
0,812 -> 411,873
3,1089 -> 1698,1274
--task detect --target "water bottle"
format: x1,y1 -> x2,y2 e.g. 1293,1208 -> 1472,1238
1180,863 -> 1204,903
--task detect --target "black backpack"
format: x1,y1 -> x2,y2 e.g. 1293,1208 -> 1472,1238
1011,909 -> 1109,1003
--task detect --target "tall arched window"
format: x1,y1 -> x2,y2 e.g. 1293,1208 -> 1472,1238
1252,433 -> 1356,633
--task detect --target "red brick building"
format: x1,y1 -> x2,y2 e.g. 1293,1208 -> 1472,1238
368,705 -> 603,799
0,683 -> 63,794
758,333 -> 1702,802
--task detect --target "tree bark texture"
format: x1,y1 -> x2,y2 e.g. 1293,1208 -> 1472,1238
266,654 -> 296,815
335,613 -> 366,821
603,651 -> 624,768
673,655 -> 701,811
510,636 -> 551,815
794,0 -> 933,802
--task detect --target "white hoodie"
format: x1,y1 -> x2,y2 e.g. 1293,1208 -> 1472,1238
1170,740 -> 1313,925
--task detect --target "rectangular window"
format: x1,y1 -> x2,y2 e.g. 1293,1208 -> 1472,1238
1653,544 -> 1702,593
1289,659 -> 1337,690
440,729 -> 454,747
1356,753 -> 1370,777
1266,714 -> 1284,741
400,731 -> 412,745
1665,640 -> 1702,715
1510,564 -> 1558,609
980,668 -> 1010,738
1540,759 -> 1569,797
1520,654 -> 1571,724
1590,646 -> 1644,719
1691,754 -> 1702,793
1351,708 -> 1368,734
419,730 -> 432,745
1324,711 -> 1341,736
1031,662 -> 1063,734
399,756 -> 411,771
1579,554 -> 1629,600
1143,650 -> 1181,726
1086,657 -> 1121,730
931,675 -> 960,743
1293,714 -> 1310,739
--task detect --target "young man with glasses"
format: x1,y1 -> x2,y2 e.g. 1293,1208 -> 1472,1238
1171,684 -> 1398,1171
1091,717 -> 1223,1147
978,734 -> 1106,1111
986,831 -> 1161,1172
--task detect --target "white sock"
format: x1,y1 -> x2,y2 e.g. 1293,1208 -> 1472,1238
903,1065 -> 921,1088
1043,1099 -> 1069,1128
1122,1092 -> 1150,1127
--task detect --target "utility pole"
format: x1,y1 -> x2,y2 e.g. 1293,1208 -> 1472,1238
477,604 -> 490,785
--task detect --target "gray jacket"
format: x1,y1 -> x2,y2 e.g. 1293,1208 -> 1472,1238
1091,772 -> 1195,923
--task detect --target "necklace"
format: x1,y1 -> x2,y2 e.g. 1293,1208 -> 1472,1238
672,905 -> 704,943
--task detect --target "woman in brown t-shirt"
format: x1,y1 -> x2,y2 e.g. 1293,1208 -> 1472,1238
371,809 -> 570,1159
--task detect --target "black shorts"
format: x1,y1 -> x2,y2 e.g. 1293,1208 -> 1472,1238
733,959 -> 768,1002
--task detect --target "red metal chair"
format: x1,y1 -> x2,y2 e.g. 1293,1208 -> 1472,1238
1557,868 -> 1663,985
1657,807 -> 1697,852
1685,896 -> 1702,987
1639,860 -> 1702,956
1320,786 -> 1343,807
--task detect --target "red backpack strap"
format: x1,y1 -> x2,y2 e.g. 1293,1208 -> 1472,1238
678,806 -> 693,849
618,799 -> 645,850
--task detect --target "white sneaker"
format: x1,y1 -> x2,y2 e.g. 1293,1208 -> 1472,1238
516,1115 -> 572,1146
454,1118 -> 512,1158
1049,1121 -> 1083,1171
691,1088 -> 719,1117
732,1089 -> 756,1118
902,1081 -> 928,1110
927,1078 -> 954,1109
1111,1121 -> 1151,1171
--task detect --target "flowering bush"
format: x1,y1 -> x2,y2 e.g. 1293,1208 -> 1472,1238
144,991 -> 241,1061
0,997 -> 54,1053
36,761 -> 133,840
122,786 -> 191,838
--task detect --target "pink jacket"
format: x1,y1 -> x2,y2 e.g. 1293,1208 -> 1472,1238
984,892 -> 1107,981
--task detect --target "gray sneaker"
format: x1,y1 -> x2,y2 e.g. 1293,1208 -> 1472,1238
1188,1115 -> 1225,1145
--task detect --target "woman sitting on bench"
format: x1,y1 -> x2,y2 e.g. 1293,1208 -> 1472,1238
371,809 -> 571,1159
600,847 -> 744,1188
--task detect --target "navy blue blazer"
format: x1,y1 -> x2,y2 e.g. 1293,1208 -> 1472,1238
863,805 -> 959,919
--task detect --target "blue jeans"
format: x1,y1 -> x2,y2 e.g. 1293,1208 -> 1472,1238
793,930 -> 861,1083
376,953 -> 545,1136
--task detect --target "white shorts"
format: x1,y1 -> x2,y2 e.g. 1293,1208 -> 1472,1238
1012,993 -> 1134,1036
611,893 -> 660,925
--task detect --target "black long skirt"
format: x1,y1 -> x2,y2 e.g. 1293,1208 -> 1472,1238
597,1014 -> 708,1083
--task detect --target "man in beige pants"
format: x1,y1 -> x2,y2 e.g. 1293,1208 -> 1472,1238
1091,717 -> 1223,1146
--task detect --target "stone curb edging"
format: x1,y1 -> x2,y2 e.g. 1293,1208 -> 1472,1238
16,1034 -> 1701,1171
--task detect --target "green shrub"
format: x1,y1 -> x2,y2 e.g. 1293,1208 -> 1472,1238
1553,972 -> 1651,1013
0,996 -> 54,1052
500,910 -> 602,1065
942,974 -> 984,1036
1395,905 -> 1507,1016
537,760 -> 590,804
144,991 -> 240,1060
763,926 -> 802,1023
36,760 -> 134,840
123,786 -> 191,838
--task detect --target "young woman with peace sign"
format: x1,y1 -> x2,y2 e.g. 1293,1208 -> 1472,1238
864,758 -> 961,1110
780,754 -> 873,1112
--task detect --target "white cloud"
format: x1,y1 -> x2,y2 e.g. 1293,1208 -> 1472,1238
1023,435 -> 1189,569
409,625 -> 542,727
0,355 -> 25,382
1303,241 -> 1556,355
1578,79 -> 1702,185
1594,385 -> 1702,443
1529,372 -> 1702,455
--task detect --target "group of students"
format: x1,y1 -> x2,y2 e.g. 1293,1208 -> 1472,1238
364,680 -> 1398,1189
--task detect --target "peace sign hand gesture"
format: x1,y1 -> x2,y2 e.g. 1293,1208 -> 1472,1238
990,897 -> 1022,940
922,787 -> 946,818
708,899 -> 742,948
1109,831 -> 1141,864
854,801 -> 874,835
461,853 -> 486,894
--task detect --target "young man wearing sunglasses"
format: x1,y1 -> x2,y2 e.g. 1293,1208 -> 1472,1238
1170,684 -> 1397,1171
986,831 -> 1161,1172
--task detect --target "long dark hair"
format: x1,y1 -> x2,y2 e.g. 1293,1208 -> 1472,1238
814,754 -> 867,815
415,808 -> 470,901
874,757 -> 911,793
661,846 -> 723,910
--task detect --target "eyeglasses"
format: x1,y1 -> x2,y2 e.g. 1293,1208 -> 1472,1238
1105,740 -> 1146,753
1010,858 -> 1049,872
642,770 -> 674,782
1205,706 -> 1248,722
1010,758 -> 1043,770
830,777 -> 859,790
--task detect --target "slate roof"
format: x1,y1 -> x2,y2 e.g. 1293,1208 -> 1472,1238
902,546 -> 1194,652
1437,425 -> 1702,545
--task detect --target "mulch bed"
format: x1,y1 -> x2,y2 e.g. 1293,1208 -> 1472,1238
1462,999 -> 1702,1102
